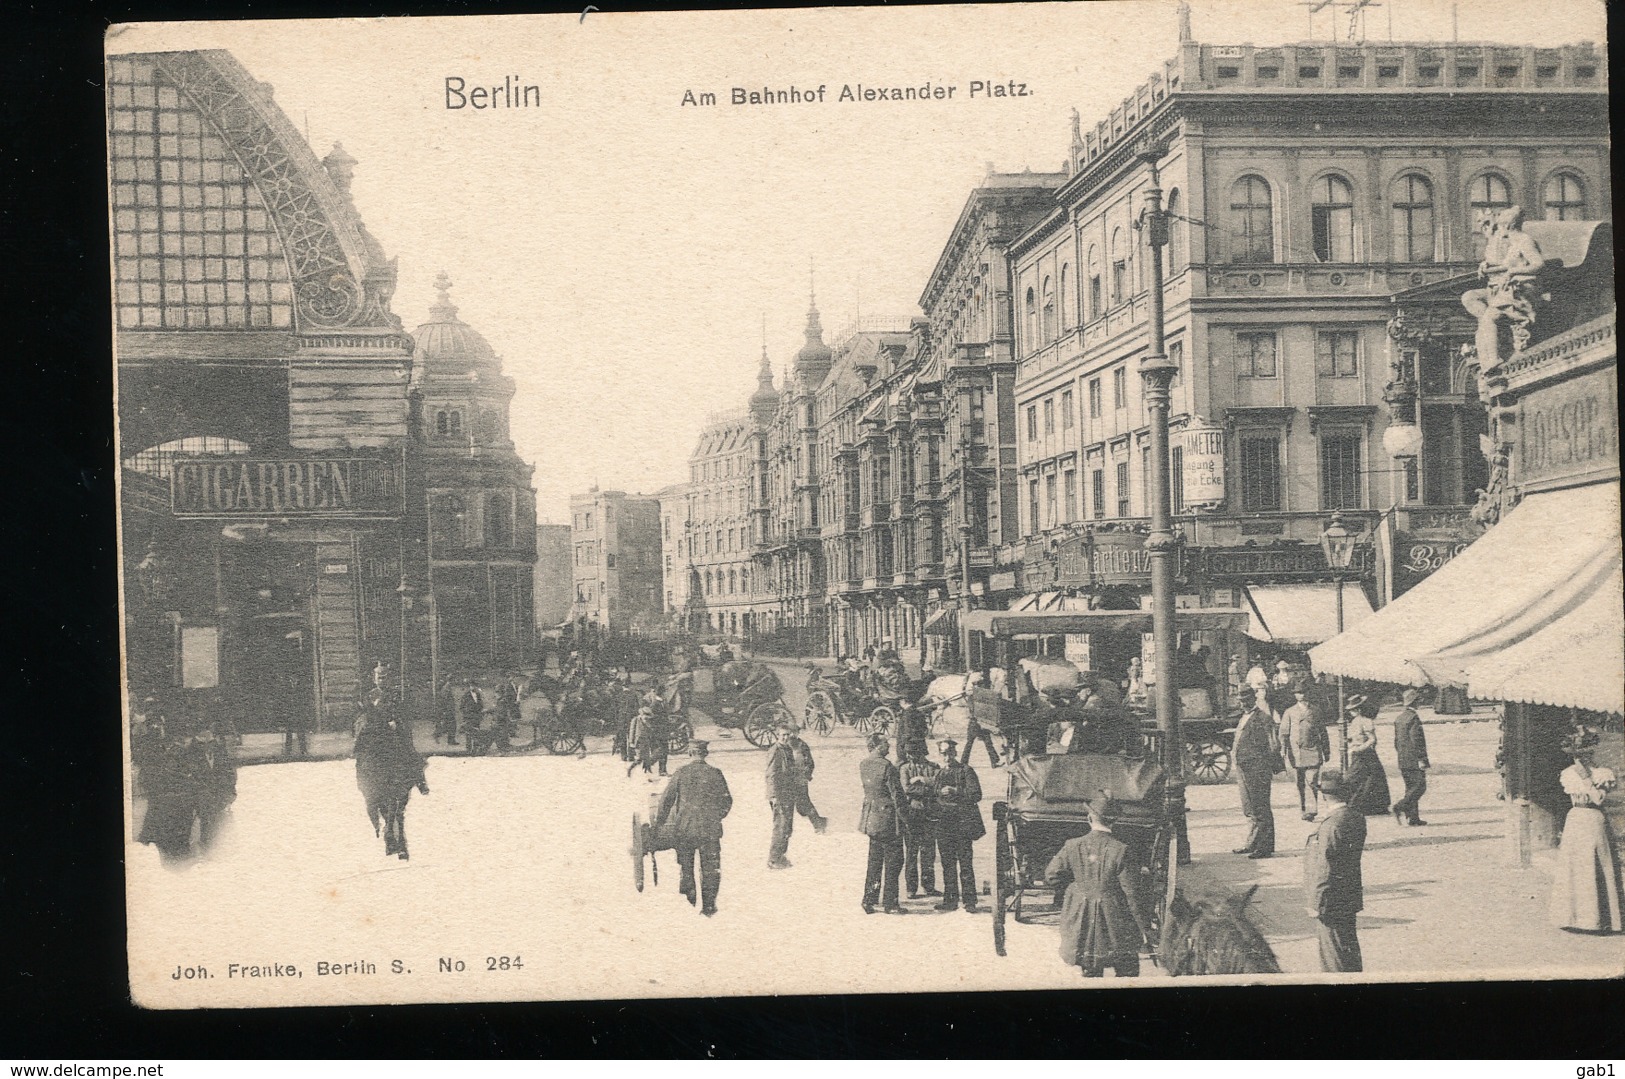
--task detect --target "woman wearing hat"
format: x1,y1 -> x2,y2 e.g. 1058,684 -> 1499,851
1341,694 -> 1392,817
1550,728 -> 1622,932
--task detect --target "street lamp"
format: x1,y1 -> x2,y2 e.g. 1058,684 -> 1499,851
1321,510 -> 1359,769
1135,140 -> 1188,866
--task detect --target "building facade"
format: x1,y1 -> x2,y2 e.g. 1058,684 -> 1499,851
569,488 -> 662,633
414,275 -> 537,678
1002,38 -> 1608,674
115,50 -> 427,731
533,522 -> 573,631
678,413 -> 759,636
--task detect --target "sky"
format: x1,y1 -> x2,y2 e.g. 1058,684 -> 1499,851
110,0 -> 1608,522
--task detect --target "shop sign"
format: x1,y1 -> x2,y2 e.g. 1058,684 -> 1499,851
987,570 -> 1017,593
171,457 -> 403,518
1394,538 -> 1473,596
1517,368 -> 1619,488
1051,532 -> 1180,589
1179,418 -> 1226,507
1206,544 -> 1375,580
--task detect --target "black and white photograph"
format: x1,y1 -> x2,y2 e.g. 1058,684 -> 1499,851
107,0 -> 1621,1008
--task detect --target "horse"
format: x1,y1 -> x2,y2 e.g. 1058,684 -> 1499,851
1158,884 -> 1282,976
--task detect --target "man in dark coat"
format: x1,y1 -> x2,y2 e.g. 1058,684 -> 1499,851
933,737 -> 985,912
354,689 -> 430,859
433,676 -> 459,745
1046,795 -> 1149,977
1391,687 -> 1430,826
456,677 -> 485,753
858,732 -> 907,914
1231,687 -> 1280,859
655,740 -> 733,916
897,742 -> 941,900
193,723 -> 237,852
1303,769 -> 1367,972
765,725 -> 802,869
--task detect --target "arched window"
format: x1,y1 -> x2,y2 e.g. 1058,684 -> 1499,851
435,410 -> 450,437
123,435 -> 250,478
1230,176 -> 1274,263
1110,228 -> 1128,303
1041,275 -> 1056,341
484,491 -> 513,548
1468,173 -> 1514,257
1543,172 -> 1587,220
1391,174 -> 1437,263
441,410 -> 463,438
1086,245 -> 1102,319
477,409 -> 501,444
703,570 -> 713,595
1023,286 -> 1037,351
1058,264 -> 1070,330
1164,189 -> 1184,275
741,567 -> 750,593
1311,174 -> 1356,262
728,568 -> 737,594
431,494 -> 467,553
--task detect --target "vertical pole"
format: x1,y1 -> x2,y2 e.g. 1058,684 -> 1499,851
1137,146 -> 1188,865
1335,574 -> 1348,770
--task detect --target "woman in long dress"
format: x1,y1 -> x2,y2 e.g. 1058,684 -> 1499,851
1550,729 -> 1622,932
1341,695 -> 1392,816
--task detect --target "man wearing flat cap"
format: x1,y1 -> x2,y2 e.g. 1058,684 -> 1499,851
1302,768 -> 1367,971
932,738 -> 985,913
655,740 -> 733,916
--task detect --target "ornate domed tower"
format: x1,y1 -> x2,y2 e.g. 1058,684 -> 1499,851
412,273 -> 537,673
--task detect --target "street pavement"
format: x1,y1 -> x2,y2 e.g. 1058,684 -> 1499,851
133,652 -> 1621,1000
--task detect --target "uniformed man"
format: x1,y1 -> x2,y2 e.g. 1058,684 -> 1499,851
858,732 -> 907,915
897,742 -> 941,900
933,738 -> 985,912
655,740 -> 733,917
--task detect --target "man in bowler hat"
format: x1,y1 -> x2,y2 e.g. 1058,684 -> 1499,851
1391,687 -> 1430,826
1302,768 -> 1367,971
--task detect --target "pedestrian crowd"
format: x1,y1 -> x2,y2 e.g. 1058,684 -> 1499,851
132,692 -> 239,865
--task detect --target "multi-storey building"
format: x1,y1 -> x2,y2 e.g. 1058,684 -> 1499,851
1005,37 -> 1609,670
415,275 -> 537,676
654,482 -> 693,626
569,488 -> 662,633
677,412 -> 759,636
916,170 -> 1068,666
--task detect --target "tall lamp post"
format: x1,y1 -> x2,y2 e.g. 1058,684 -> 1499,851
1135,142 -> 1187,864
1321,510 -> 1359,769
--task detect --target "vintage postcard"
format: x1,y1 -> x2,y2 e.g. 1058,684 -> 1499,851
111,1 -> 1621,1009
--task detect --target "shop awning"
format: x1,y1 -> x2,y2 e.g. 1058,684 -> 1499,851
923,607 -> 958,636
1008,591 -> 1064,612
963,608 -> 1251,638
1243,582 -> 1375,648
1309,483 -> 1623,713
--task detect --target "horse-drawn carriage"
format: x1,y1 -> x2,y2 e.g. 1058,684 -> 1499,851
670,660 -> 793,749
801,666 -> 904,737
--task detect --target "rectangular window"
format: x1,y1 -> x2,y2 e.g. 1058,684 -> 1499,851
1043,397 -> 1055,435
1236,331 -> 1278,378
1044,474 -> 1058,529
1320,433 -> 1363,509
1113,367 -> 1127,408
1315,330 -> 1359,377
1090,469 -> 1106,519
1111,258 -> 1127,303
1061,389 -> 1075,430
1063,469 -> 1078,522
1088,379 -> 1103,419
1027,479 -> 1041,534
1115,462 -> 1131,518
1240,435 -> 1282,512
1026,405 -> 1039,442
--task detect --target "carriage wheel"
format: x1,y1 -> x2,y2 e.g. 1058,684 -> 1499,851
1185,736 -> 1232,784
667,720 -> 693,755
1148,831 -> 1181,958
867,704 -> 896,737
631,812 -> 646,892
992,812 -> 1011,957
743,703 -> 787,748
547,726 -> 586,756
804,692 -> 838,738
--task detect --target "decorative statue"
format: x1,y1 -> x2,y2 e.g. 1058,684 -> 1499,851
1461,207 -> 1548,367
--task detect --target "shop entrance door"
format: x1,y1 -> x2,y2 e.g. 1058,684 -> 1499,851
236,614 -> 313,734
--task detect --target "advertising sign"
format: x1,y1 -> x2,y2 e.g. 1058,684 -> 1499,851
171,456 -> 403,517
1179,417 -> 1226,507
